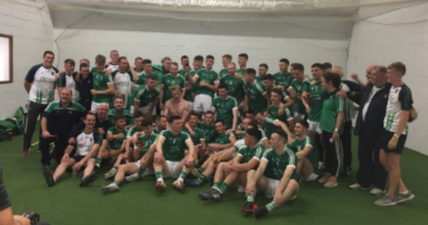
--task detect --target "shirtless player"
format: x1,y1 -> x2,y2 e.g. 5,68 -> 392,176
163,85 -> 190,124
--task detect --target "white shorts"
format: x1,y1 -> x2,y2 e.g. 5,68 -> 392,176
307,120 -> 322,134
129,106 -> 134,116
133,160 -> 154,177
234,139 -> 246,149
139,103 -> 156,116
294,112 -> 305,121
187,101 -> 194,111
264,178 -> 280,199
303,173 -> 319,182
193,94 -> 212,112
91,101 -> 102,111
163,160 -> 181,179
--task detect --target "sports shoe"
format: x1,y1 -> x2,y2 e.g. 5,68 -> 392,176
190,168 -> 203,178
242,202 -> 255,216
349,183 -> 370,190
125,173 -> 140,182
374,195 -> 396,206
340,166 -> 351,176
370,187 -> 385,195
172,179 -> 185,193
324,176 -> 338,188
184,178 -> 202,187
42,170 -> 54,187
156,180 -> 167,192
22,148 -> 30,156
207,189 -> 223,201
101,183 -> 120,194
287,195 -> 297,202
253,206 -> 268,218
198,188 -> 217,200
104,167 -> 117,179
80,174 -> 96,187
395,191 -> 415,203
317,174 -> 330,184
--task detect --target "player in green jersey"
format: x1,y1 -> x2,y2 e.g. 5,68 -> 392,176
236,53 -> 248,78
288,63 -> 307,121
159,62 -> 186,107
318,72 -> 344,188
182,112 -> 207,158
254,111 -> 293,141
198,128 -> 265,201
135,59 -> 163,85
219,54 -> 232,79
91,54 -> 115,111
268,88 -> 295,131
212,83 -> 238,131
288,120 -> 319,181
273,58 -> 294,91
243,130 -> 299,218
133,75 -> 161,117
101,118 -> 157,194
101,114 -> 128,179
220,62 -> 246,107
244,68 -> 270,113
183,55 -> 203,110
154,116 -> 195,192
124,112 -> 144,162
185,111 -> 216,144
108,97 -> 133,128
177,55 -> 189,76
152,115 -> 168,135
262,75 -> 294,109
257,63 -> 269,80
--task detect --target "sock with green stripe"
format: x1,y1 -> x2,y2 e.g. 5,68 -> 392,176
198,167 -> 205,173
155,172 -> 163,182
137,168 -> 145,176
265,201 -> 278,212
212,182 -> 221,190
247,193 -> 255,202
197,174 -> 206,183
178,172 -> 188,181
219,182 -> 229,194
112,180 -> 120,186
95,158 -> 102,168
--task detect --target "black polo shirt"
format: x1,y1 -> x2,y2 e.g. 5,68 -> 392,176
42,101 -> 86,136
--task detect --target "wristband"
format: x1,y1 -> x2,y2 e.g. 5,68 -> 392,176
392,138 -> 398,143
334,128 -> 339,132
393,134 -> 400,139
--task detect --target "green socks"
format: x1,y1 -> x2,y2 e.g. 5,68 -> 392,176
247,193 -> 255,202
198,167 -> 205,173
219,182 -> 229,194
137,168 -> 145,176
178,172 -> 188,181
155,172 -> 163,181
212,182 -> 221,190
113,180 -> 120,186
197,175 -> 206,183
265,201 -> 278,212
95,158 -> 102,167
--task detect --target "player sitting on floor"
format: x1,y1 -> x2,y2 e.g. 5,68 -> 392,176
198,128 -> 266,201
43,113 -> 101,187
153,116 -> 195,193
242,130 -> 299,218
101,118 -> 158,194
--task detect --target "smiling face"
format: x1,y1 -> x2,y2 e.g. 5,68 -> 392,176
215,121 -> 226,134
43,53 -> 54,68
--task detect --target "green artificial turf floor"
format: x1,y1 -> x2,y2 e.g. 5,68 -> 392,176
0,133 -> 427,225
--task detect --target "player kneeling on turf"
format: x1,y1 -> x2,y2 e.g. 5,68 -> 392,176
243,130 -> 299,218
43,113 -> 102,187
154,116 -> 195,193
101,114 -> 128,179
198,128 -> 266,201
101,118 -> 158,194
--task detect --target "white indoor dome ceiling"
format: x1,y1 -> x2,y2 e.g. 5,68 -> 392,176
46,0 -> 427,38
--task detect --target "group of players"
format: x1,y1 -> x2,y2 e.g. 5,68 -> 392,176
21,50 -> 415,218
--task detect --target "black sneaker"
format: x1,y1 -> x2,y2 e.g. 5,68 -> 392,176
41,166 -> 54,187
198,188 -> 216,200
79,174 -> 96,187
253,206 -> 268,218
207,189 -> 223,201
184,178 -> 202,188
242,202 -> 254,216
341,166 -> 351,176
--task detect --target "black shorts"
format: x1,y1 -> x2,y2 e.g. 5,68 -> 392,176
72,155 -> 95,163
380,129 -> 407,154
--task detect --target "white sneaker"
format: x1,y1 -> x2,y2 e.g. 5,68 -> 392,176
101,183 -> 120,194
125,173 -> 140,182
370,187 -> 385,195
349,183 -> 362,189
317,174 -> 330,184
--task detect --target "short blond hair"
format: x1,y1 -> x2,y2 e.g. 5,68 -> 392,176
170,85 -> 182,93
388,62 -> 406,75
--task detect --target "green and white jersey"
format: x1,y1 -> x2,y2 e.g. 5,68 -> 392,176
161,73 -> 186,104
57,72 -> 79,102
136,70 -> 163,85
263,117 -> 279,139
319,91 -> 344,134
236,68 -> 246,76
268,103 -> 293,125
220,75 -> 246,104
91,67 -> 114,103
134,85 -> 161,107
198,122 -> 216,144
25,64 -> 58,104
289,78 -> 307,114
273,72 -> 294,90
183,70 -> 197,102
108,108 -> 133,125
126,125 -> 143,138
237,142 -> 266,164
182,126 -> 205,146
239,128 -> 267,141
262,147 -> 298,180
287,136 -> 319,175
106,63 -> 118,72
219,68 -> 229,79
245,79 -> 267,112
384,84 -> 413,135
159,129 -> 192,162
212,96 -> 238,129
214,132 -> 234,147
107,127 -> 127,150
304,81 -> 327,122
111,70 -> 134,107
137,132 -> 159,157
195,69 -> 219,97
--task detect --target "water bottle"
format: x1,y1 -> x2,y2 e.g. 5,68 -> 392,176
72,168 -> 77,178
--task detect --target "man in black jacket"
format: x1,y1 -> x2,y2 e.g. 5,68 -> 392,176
337,65 -> 389,195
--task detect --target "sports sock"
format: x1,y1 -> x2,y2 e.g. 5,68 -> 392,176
212,182 -> 221,189
400,190 -> 409,195
95,158 -> 102,167
178,172 -> 188,181
198,167 -> 205,173
265,201 -> 278,212
247,193 -> 255,202
155,172 -> 163,182
53,176 -> 56,182
137,168 -> 145,176
219,182 -> 229,194
113,180 -> 120,186
197,174 -> 206,183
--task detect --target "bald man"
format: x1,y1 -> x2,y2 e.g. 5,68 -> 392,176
351,65 -> 376,88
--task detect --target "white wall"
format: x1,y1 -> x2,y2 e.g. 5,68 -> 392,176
0,0 -> 53,119
52,13 -> 349,76
347,2 -> 428,155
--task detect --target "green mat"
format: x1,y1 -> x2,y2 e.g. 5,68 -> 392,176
1,134 -> 427,225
